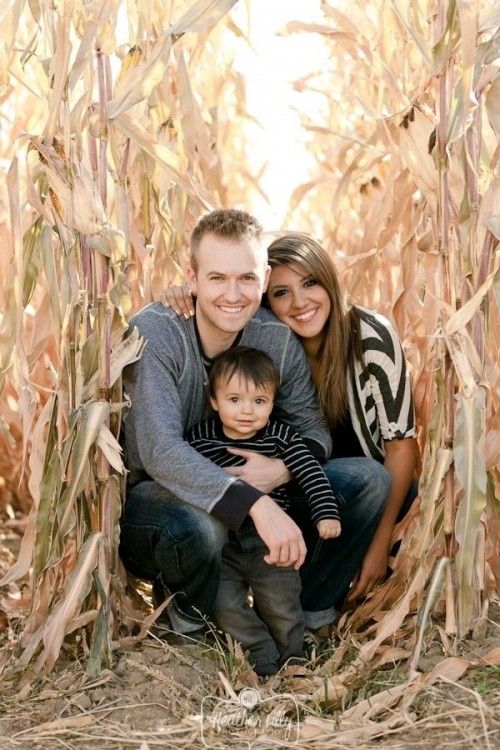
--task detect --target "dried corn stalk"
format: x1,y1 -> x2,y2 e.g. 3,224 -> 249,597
0,0 -> 244,672
284,0 -> 499,646
0,0 -> 498,680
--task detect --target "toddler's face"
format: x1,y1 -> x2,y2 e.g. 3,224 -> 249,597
210,374 -> 275,440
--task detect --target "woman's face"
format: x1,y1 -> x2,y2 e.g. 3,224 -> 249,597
267,263 -> 331,343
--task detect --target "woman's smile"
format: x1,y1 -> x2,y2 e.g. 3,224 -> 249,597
267,263 -> 331,350
293,307 -> 320,322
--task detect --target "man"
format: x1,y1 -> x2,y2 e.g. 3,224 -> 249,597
119,209 -> 333,637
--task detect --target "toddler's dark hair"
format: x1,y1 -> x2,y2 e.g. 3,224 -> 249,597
209,347 -> 280,399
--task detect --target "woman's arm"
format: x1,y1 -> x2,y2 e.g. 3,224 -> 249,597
348,436 -> 417,600
348,310 -> 418,600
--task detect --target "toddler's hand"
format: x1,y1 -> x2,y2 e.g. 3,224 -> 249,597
317,519 -> 341,539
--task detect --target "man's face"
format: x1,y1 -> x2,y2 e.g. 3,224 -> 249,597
187,233 -> 271,355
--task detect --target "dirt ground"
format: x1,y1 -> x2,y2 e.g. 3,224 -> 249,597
0,526 -> 499,749
0,605 -> 498,749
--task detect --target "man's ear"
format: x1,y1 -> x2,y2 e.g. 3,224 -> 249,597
209,395 -> 218,412
262,264 -> 272,293
187,264 -> 197,295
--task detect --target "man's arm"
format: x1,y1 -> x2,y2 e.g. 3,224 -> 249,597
241,314 -> 331,459
249,495 -> 307,569
273,328 -> 332,460
124,322 -> 262,530
223,447 -> 292,492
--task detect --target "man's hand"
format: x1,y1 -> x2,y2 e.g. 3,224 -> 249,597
249,495 -> 307,570
316,519 -> 341,539
225,449 -> 291,493
347,538 -> 389,601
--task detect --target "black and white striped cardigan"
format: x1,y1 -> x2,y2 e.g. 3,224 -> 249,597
347,307 -> 416,461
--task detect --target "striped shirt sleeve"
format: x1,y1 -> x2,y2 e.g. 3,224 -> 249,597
271,423 -> 340,523
187,418 -> 340,525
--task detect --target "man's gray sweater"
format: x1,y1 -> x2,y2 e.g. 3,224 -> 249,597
123,303 -> 331,530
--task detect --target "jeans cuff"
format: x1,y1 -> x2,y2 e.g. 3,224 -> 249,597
158,574 -> 208,634
303,606 -> 337,629
166,600 -> 206,634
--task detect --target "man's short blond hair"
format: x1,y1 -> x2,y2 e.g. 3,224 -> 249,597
190,209 -> 263,271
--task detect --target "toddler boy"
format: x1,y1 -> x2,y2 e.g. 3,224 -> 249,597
187,347 -> 341,676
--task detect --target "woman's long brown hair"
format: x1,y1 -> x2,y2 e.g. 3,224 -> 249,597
266,233 -> 362,427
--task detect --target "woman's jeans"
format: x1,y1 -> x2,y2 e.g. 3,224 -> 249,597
291,458 -> 391,627
119,457 -> 391,633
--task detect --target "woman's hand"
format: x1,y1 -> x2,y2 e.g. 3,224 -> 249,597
347,537 -> 389,600
348,438 -> 418,601
161,284 -> 194,318
224,449 -> 291,493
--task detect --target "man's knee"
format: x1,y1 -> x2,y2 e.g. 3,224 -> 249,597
181,513 -> 227,556
121,481 -> 227,573
157,509 -> 227,569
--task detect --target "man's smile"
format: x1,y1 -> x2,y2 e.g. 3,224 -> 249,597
218,305 -> 245,313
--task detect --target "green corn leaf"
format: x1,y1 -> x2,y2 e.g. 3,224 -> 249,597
41,532 -> 102,669
22,217 -> 43,306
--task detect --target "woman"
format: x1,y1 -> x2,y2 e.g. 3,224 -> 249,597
265,233 -> 418,602
163,232 -> 418,604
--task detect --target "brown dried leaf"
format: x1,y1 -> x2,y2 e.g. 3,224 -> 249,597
113,112 -> 212,208
424,656 -> 471,684
40,533 -> 102,669
0,508 -> 36,586
480,647 -> 500,666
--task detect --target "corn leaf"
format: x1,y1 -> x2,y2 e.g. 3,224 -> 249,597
454,389 -> 487,636
41,532 -> 102,669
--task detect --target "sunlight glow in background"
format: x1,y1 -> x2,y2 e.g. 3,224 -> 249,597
231,1 -> 329,230
0,2 -> 333,256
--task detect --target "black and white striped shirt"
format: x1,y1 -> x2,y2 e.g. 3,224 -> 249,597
348,308 -> 416,461
187,418 -> 340,523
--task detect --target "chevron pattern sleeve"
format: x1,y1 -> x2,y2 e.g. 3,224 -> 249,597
350,309 -> 416,460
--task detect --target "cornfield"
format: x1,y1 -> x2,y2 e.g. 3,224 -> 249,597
0,0 -> 498,725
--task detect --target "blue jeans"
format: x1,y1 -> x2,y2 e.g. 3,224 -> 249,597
119,458 -> 391,633
288,457 -> 391,628
119,481 -> 226,633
